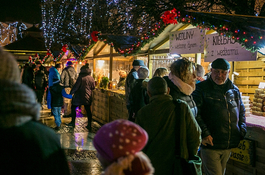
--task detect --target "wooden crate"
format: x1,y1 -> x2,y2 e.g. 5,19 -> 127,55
234,61 -> 265,102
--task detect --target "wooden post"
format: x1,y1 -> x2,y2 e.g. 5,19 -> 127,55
148,50 -> 153,79
195,53 -> 201,64
109,46 -> 113,81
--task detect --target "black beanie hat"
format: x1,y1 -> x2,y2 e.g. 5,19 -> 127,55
212,58 -> 230,70
132,60 -> 145,66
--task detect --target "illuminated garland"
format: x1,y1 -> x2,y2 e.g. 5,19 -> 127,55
98,22 -> 168,56
78,42 -> 96,61
172,10 -> 265,52
97,9 -> 265,56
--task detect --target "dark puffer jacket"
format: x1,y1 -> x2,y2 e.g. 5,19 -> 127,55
164,76 -> 197,117
192,77 -> 247,149
70,68 -> 95,106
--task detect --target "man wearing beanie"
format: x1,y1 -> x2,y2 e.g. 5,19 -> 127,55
192,58 -> 246,175
125,59 -> 145,121
60,60 -> 77,117
0,47 -> 70,174
129,66 -> 150,122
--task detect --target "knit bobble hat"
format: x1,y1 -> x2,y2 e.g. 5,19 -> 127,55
93,119 -> 148,162
0,47 -> 20,83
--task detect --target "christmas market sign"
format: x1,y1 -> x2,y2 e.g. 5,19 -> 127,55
170,28 -> 205,54
205,34 -> 257,62
230,139 -> 254,165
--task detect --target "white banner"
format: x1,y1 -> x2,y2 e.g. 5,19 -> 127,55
205,34 -> 257,62
170,28 -> 205,54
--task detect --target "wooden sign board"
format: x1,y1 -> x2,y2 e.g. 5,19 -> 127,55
230,139 -> 254,165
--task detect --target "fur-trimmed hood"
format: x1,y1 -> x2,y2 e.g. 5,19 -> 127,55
0,80 -> 40,129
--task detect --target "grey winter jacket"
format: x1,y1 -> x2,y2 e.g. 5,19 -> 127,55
60,66 -> 77,88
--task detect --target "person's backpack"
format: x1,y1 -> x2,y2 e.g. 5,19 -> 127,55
66,69 -> 75,88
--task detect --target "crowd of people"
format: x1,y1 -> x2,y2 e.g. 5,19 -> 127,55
0,45 -> 247,175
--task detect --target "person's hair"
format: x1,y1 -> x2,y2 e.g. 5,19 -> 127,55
170,58 -> 193,82
147,77 -> 167,96
153,67 -> 168,77
137,67 -> 149,79
55,63 -> 61,69
195,64 -> 205,77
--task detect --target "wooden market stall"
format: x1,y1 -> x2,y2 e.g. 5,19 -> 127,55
82,35 -> 144,124
75,11 -> 265,174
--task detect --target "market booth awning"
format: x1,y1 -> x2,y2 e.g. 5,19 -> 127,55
4,35 -> 47,62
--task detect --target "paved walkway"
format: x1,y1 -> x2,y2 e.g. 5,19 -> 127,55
40,107 -> 103,175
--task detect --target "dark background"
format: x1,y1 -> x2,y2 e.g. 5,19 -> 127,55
0,0 -> 41,23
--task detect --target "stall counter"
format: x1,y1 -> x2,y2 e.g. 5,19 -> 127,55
92,88 -> 128,124
226,114 -> 265,175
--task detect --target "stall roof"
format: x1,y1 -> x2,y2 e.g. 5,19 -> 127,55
4,35 -> 46,52
80,11 -> 265,58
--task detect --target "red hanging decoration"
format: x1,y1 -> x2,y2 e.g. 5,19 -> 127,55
28,56 -> 32,63
161,8 -> 178,25
91,31 -> 99,42
46,49 -> 52,56
62,44 -> 68,52
35,53 -> 39,58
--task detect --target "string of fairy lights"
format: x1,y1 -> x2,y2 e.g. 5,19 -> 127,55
0,22 -> 28,46
40,0 -> 152,49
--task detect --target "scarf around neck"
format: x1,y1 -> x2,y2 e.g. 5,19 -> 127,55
0,80 -> 40,129
168,72 -> 195,96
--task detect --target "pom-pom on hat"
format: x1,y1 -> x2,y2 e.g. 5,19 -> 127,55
93,119 -> 148,162
132,60 -> 145,66
211,58 -> 230,70
0,47 -> 20,83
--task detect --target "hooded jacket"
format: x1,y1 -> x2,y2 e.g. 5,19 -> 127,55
192,77 -> 247,149
0,80 -> 70,175
48,66 -> 60,87
60,66 -> 77,88
129,79 -> 149,116
70,67 -> 95,106
136,94 -> 201,175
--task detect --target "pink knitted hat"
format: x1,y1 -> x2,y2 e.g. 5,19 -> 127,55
93,119 -> 148,162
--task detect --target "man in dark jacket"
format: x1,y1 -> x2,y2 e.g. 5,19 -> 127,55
136,77 -> 201,175
34,66 -> 48,104
22,63 -> 36,89
192,58 -> 247,175
129,66 -> 149,122
60,61 -> 77,117
125,60 -> 145,121
67,65 -> 95,131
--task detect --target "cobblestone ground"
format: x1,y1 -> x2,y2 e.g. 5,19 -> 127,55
40,107 -> 103,175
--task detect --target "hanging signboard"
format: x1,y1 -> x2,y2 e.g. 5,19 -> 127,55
205,34 -> 257,62
230,139 -> 255,166
170,28 -> 205,54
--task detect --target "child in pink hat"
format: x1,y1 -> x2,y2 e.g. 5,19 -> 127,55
93,119 -> 154,175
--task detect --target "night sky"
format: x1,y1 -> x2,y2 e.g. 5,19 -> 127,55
0,0 -> 41,24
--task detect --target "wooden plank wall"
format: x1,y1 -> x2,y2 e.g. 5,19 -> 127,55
234,61 -> 265,102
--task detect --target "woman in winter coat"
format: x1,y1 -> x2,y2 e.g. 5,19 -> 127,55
163,58 -> 198,117
67,64 -> 95,131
